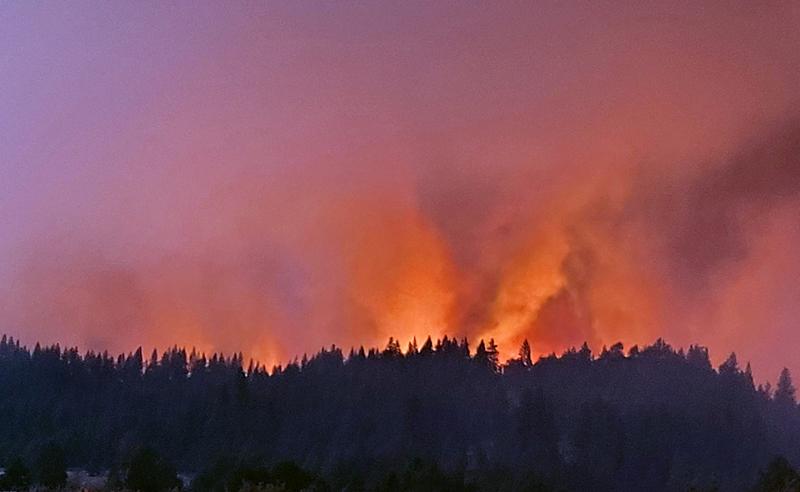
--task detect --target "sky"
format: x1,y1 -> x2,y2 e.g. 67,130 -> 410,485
1,2 -> 799,381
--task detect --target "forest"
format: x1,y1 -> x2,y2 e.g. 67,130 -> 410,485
1,334 -> 799,491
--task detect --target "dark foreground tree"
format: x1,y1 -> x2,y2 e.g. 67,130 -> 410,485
2,334 -> 800,491
193,459 -> 323,492
755,457 -> 800,492
35,444 -> 66,488
775,368 -> 797,407
126,448 -> 181,492
0,457 -> 31,490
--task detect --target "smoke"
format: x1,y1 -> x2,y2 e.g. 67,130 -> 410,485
2,2 -> 800,380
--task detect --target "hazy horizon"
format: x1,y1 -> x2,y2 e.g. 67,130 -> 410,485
2,2 -> 800,382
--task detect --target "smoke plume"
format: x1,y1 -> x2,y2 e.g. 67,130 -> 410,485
1,2 -> 799,380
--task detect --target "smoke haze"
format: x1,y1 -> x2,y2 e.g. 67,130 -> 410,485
1,2 -> 799,380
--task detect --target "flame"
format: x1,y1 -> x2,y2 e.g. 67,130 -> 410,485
328,195 -> 457,350
2,1 -> 799,382
478,223 -> 570,354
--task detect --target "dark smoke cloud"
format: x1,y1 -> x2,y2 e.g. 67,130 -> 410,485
671,116 -> 800,283
2,2 -> 800,382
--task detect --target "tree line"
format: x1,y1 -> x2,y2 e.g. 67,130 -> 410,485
1,334 -> 799,491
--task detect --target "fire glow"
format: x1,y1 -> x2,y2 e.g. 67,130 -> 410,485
1,2 -> 799,381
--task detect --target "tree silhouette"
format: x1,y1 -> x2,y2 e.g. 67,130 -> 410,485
35,444 -> 66,488
0,334 -> 798,491
0,457 -> 31,491
486,338 -> 500,370
775,368 -> 797,407
519,339 -> 533,367
125,448 -> 181,492
578,341 -> 592,361
719,352 -> 739,376
755,456 -> 800,492
687,345 -> 712,371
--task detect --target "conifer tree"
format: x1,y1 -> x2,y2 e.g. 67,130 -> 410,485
775,368 -> 796,407
519,339 -> 533,367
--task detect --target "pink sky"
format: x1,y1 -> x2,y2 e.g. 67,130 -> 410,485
2,2 -> 799,382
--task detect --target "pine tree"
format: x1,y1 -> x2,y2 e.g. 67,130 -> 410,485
125,448 -> 180,492
719,352 -> 739,376
475,340 -> 488,364
578,342 -> 592,361
744,362 -> 755,389
0,457 -> 31,490
775,368 -> 796,407
383,337 -> 402,358
149,348 -> 159,369
460,337 -> 471,358
756,457 -> 800,492
687,345 -> 712,371
35,444 -> 66,488
486,339 -> 500,370
407,337 -> 419,356
519,339 -> 533,367
420,336 -> 434,356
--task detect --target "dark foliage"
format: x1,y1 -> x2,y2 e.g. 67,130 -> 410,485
0,457 -> 31,490
755,457 -> 800,492
1,334 -> 799,491
35,443 -> 67,488
125,447 -> 181,492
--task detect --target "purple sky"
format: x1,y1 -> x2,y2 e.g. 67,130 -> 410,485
2,2 -> 800,381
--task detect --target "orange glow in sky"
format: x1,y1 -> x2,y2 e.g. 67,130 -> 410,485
1,2 -> 800,382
